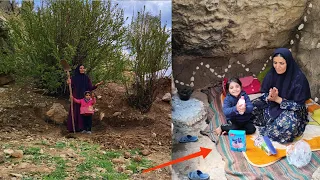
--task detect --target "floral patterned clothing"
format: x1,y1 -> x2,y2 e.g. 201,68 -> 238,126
251,93 -> 308,143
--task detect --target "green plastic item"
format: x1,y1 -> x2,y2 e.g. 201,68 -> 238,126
257,66 -> 271,83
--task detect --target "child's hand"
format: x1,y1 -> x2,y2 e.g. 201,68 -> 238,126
67,78 -> 71,84
95,81 -> 103,87
70,95 -> 73,99
92,92 -> 95,98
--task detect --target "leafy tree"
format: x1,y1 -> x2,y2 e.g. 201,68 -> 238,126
126,7 -> 171,113
1,0 -> 127,94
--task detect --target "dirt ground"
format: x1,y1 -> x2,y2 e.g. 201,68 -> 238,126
0,78 -> 172,179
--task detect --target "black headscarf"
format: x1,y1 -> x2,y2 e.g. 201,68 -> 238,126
261,48 -> 311,118
71,65 -> 90,99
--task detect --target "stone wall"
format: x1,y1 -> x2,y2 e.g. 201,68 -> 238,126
173,0 -> 320,100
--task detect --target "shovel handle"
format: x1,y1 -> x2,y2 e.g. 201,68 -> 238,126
66,71 -> 75,133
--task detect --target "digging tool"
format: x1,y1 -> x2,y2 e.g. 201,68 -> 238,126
60,60 -> 75,133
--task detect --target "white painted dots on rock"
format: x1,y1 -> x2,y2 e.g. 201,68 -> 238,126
298,24 -> 304,30
180,82 -> 184,85
315,97 -> 318,102
190,82 -> 194,87
309,3 -> 312,8
237,61 -> 241,64
307,10 -> 310,14
290,40 -> 294,45
214,72 -> 218,76
205,64 -> 210,68
228,65 -> 231,68
193,71 -> 196,75
200,62 -> 203,66
210,68 -> 214,73
245,68 -> 249,72
295,34 -> 299,39
175,80 -> 179,83
317,43 -> 320,49
217,75 -> 222,78
190,77 -> 194,82
264,63 -> 267,67
196,66 -> 199,70
186,84 -> 190,86
242,64 -> 245,68
304,16 -> 307,22
269,56 -> 272,60
225,68 -> 228,72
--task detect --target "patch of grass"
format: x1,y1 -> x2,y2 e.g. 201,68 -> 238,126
103,151 -> 122,159
101,173 -> 129,180
127,158 -> 153,173
128,148 -> 140,155
42,157 -> 67,180
24,147 -> 41,155
55,141 -> 66,149
2,143 -> 12,149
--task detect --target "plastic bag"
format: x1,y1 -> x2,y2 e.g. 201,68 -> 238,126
286,140 -> 312,168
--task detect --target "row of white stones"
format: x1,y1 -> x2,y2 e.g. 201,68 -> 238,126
174,2 -> 318,102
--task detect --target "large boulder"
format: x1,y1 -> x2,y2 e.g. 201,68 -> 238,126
173,0 -> 320,99
46,103 -> 68,124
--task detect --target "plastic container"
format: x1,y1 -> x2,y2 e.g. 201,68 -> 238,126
229,130 -> 246,152
238,96 -> 246,115
286,140 -> 312,168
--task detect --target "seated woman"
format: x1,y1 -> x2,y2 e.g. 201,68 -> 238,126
251,48 -> 311,143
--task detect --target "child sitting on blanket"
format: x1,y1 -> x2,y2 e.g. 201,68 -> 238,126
71,91 -> 96,134
215,77 -> 256,136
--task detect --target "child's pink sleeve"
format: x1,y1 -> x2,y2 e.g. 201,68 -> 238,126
73,97 -> 81,104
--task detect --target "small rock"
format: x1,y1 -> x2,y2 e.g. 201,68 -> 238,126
11,150 -> 23,158
158,141 -> 162,146
124,152 -> 131,159
117,166 -> 124,172
0,154 -> 5,164
4,149 -> 14,155
39,149 -> 44,154
10,173 -> 23,178
151,132 -> 157,138
141,149 -> 151,156
111,158 -> 125,164
124,170 -> 133,175
99,112 -> 105,121
96,167 -> 105,173
162,93 -> 172,102
113,112 -> 121,117
133,155 -> 142,162
97,95 -> 102,99
19,162 -> 28,169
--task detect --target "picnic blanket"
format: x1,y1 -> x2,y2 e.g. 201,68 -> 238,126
201,87 -> 320,180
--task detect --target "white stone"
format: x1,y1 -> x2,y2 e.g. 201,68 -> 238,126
237,61 -> 240,64
295,34 -> 299,39
193,71 -> 196,75
316,43 -> 320,49
217,75 -> 222,78
210,68 -> 214,73
180,82 -> 184,85
309,3 -> 312,8
222,74 -> 225,77
214,72 -> 218,75
190,82 -> 194,87
228,65 -> 231,68
253,74 -> 256,77
300,37 -> 304,42
205,64 -> 210,68
298,24 -> 304,30
304,16 -> 307,22
225,68 -> 228,72
307,10 -> 310,14
269,56 -> 272,60
200,62 -> 203,65
315,97 -> 319,102
241,64 -> 245,67
290,40 -> 294,45
175,80 -> 179,83
262,67 -> 265,70
289,48 -> 292,52
196,66 -> 199,70
186,84 -> 190,86
190,77 -> 194,82
264,64 -> 267,67
245,68 -> 249,72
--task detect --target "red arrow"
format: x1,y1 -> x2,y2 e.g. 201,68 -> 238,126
142,147 -> 212,173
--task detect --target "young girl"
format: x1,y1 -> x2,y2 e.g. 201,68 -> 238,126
215,77 -> 256,136
71,91 -> 96,134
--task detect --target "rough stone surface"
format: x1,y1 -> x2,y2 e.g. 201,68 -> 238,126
45,103 -> 68,124
173,0 -> 320,98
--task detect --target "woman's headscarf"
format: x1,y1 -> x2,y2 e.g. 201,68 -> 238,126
261,48 -> 311,118
71,65 -> 90,99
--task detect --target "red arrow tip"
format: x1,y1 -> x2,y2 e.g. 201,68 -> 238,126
200,147 -> 212,158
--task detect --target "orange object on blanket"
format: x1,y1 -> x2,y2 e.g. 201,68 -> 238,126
308,104 -> 320,113
244,135 -> 320,167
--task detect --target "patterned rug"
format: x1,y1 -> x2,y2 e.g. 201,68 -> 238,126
201,87 -> 320,180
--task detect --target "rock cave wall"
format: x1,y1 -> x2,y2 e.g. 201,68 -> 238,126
172,0 -> 320,100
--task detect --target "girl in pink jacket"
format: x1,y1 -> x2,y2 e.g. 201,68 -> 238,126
71,91 -> 96,134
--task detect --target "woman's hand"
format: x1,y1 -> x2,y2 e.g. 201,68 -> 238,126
95,81 -> 103,87
267,87 -> 282,104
